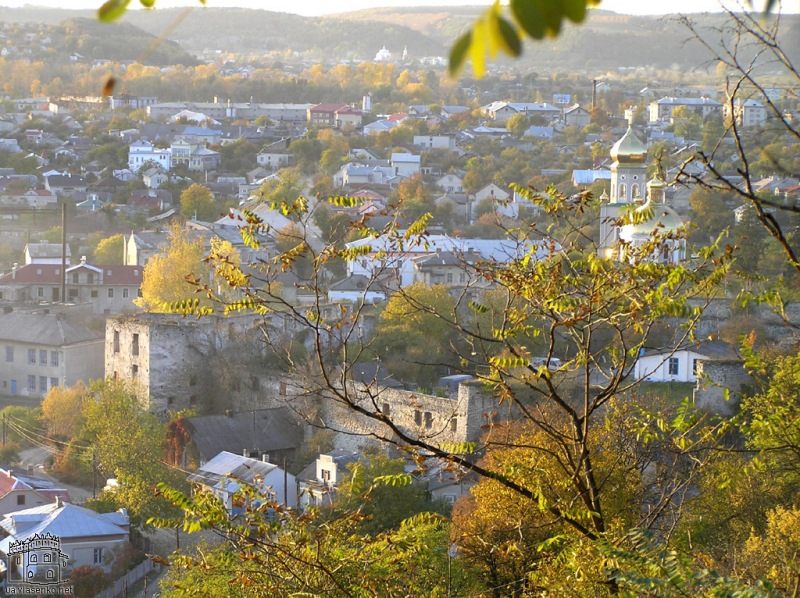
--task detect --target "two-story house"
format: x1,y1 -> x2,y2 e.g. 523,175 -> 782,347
0,310 -> 104,398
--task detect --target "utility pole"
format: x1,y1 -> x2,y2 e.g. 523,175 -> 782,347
2,414 -> 5,447
60,201 -> 66,304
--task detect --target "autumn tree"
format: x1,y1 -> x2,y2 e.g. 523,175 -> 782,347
134,224 -> 208,312
180,183 -> 217,222
42,382 -> 87,441
506,112 -> 530,138
373,283 -> 458,389
93,233 -> 125,265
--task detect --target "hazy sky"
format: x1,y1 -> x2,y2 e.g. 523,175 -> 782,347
0,0 -> 798,17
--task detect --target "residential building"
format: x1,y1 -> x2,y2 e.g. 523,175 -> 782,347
0,310 -> 104,398
297,449 -> 360,509
127,140 -> 171,173
24,243 -> 69,266
0,261 -> 142,315
410,250 -> 483,288
648,96 -> 722,123
0,499 -> 129,577
436,173 -> 464,194
43,174 -> 86,197
634,340 -> 739,383
563,104 -> 591,128
308,104 -> 363,129
723,98 -> 767,127
412,134 -> 456,150
480,101 -> 560,123
0,469 -> 70,517
188,451 -> 298,513
390,153 -> 420,178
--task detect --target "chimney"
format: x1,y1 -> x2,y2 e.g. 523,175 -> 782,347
80,255 -> 86,265
11,263 -> 17,279
55,496 -> 63,508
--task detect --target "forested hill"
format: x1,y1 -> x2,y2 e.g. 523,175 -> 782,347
0,6 -> 797,72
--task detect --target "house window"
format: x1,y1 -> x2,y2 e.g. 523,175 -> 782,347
5,346 -> 12,363
321,469 -> 331,482
28,375 -> 36,391
39,376 -> 47,392
93,548 -> 103,564
693,359 -> 699,376
668,358 -> 679,376
87,273 -> 93,284
108,288 -> 114,298
40,350 -> 47,366
446,273 -> 453,283
28,349 -> 36,365
414,410 -> 422,426
72,273 -> 79,284
113,330 -> 119,353
37,287 -> 43,298
68,288 -> 78,299
459,273 -> 466,283
50,377 -> 58,388
17,494 -> 25,505
90,290 -> 98,298
123,287 -> 129,298
132,333 -> 139,356
51,351 -> 58,366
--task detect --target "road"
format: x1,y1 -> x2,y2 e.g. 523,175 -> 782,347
18,446 -> 93,503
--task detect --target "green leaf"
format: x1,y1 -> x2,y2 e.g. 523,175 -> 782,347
139,0 -> 155,7
497,17 -> 522,57
449,31 -> 472,76
510,0 -> 547,40
98,0 -> 131,22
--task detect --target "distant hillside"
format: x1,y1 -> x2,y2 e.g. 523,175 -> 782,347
0,6 -> 796,73
122,8 -> 446,59
60,17 -> 200,66
331,7 -> 800,72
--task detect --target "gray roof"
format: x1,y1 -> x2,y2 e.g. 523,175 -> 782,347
185,408 -> 301,463
0,502 -> 128,552
25,243 -> 71,259
188,451 -> 280,488
0,312 -> 101,346
643,339 -> 740,360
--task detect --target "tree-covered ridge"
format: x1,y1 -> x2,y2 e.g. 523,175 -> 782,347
60,17 -> 200,66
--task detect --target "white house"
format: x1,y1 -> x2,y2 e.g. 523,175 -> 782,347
127,139 -> 171,173
188,451 -> 298,515
436,173 -> 465,194
0,499 -> 129,579
634,340 -> 739,383
413,134 -> 456,150
345,234 -> 553,288
298,449 -> 360,510
563,104 -> 591,128
390,153 -> 421,178
724,98 -> 767,128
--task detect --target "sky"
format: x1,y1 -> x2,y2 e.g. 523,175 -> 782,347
0,0 -> 797,17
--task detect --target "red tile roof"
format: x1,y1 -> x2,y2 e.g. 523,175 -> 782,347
0,264 -> 143,286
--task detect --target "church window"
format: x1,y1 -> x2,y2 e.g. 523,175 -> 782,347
632,185 -> 641,199
619,184 -> 626,199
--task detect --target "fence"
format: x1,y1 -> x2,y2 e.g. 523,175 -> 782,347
94,558 -> 157,598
